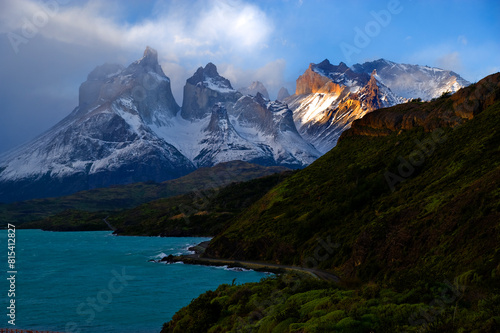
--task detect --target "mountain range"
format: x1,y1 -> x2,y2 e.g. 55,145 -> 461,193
285,58 -> 470,153
0,47 -> 469,202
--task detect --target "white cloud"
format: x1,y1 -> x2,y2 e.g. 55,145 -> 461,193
194,1 -> 272,51
408,45 -> 463,72
0,0 -> 278,115
0,0 -> 124,48
219,59 -> 288,99
1,0 -> 273,63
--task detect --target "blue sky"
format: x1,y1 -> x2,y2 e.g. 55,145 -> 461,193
0,0 -> 499,154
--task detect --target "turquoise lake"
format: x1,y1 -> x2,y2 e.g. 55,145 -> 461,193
0,230 -> 269,332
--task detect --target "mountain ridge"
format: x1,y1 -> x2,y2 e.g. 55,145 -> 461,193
0,49 -> 472,202
0,48 -> 319,202
286,58 -> 470,153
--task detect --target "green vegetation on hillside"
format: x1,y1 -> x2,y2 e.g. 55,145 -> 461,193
163,274 -> 500,332
108,171 -> 294,236
19,210 -> 109,231
16,170 -> 292,235
206,78 -> 500,289
2,161 -> 288,225
163,74 -> 500,332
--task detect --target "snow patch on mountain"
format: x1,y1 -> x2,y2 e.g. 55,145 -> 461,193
204,77 -> 236,93
351,59 -> 470,101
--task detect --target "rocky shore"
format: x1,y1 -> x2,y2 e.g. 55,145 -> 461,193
151,240 -> 339,281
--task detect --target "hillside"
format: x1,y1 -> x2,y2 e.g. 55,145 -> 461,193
165,73 -> 500,332
106,171 -> 294,236
1,161 -> 288,225
205,73 -> 500,285
164,273 -> 498,332
19,171 -> 293,235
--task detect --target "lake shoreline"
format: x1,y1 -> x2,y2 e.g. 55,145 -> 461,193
155,240 -> 340,281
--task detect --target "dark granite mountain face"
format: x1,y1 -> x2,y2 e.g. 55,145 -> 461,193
79,46 -> 179,126
191,95 -> 321,169
232,93 -> 301,137
181,63 -> 242,120
193,103 -> 274,168
232,93 -> 275,134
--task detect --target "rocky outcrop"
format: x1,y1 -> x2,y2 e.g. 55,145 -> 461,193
192,95 -> 321,169
295,64 -> 332,95
356,70 -> 383,110
78,63 -> 124,111
288,58 -> 470,154
232,93 -> 274,134
296,59 -> 370,95
205,103 -> 232,133
123,46 -> 180,124
287,65 -> 399,153
194,104 -> 274,168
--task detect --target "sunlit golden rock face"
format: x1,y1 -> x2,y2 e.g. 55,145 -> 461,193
288,67 -> 394,153
295,65 -> 332,95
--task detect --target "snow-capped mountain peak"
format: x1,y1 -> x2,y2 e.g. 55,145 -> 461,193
78,46 -> 178,128
188,62 -> 234,92
181,63 -> 241,120
286,58 -> 469,154
351,58 -> 471,100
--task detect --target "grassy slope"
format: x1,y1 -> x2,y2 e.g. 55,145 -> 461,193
166,74 -> 500,332
1,161 -> 288,225
163,274 -> 499,332
206,82 -> 500,288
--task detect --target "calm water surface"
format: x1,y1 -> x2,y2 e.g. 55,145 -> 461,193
0,230 -> 269,332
